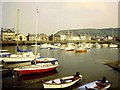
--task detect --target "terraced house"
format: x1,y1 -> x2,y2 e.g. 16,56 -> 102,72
1,28 -> 15,41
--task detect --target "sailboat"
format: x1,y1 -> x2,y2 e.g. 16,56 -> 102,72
13,60 -> 58,75
2,9 -> 40,63
13,9 -> 59,75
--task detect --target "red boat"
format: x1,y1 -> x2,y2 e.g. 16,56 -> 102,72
13,62 -> 58,75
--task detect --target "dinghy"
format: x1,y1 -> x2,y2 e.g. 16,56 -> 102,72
42,72 -> 82,89
77,77 -> 111,90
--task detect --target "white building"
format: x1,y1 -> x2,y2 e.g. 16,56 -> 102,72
14,33 -> 27,41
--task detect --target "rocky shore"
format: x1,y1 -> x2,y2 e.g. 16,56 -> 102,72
105,61 -> 120,72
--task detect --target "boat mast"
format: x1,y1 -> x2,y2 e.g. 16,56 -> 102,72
17,9 -> 19,46
35,9 -> 39,55
112,28 -> 114,43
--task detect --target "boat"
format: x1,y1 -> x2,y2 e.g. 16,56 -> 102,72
75,47 -> 87,53
109,29 -> 118,48
2,47 -> 40,63
65,43 -> 75,51
13,61 -> 58,75
0,50 -> 11,57
109,44 -> 118,48
35,56 -> 58,63
40,44 -> 59,50
48,45 -> 60,50
77,77 -> 111,90
2,9 -> 40,63
95,43 -> 101,48
102,44 -> 108,48
42,72 -> 82,89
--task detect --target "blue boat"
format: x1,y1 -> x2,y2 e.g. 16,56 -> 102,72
77,77 -> 111,90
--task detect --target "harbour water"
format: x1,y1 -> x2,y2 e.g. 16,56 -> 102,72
1,45 -> 120,90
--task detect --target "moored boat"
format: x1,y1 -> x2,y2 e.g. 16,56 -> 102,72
35,56 -> 58,63
13,61 -> 58,75
42,72 -> 82,89
77,77 -> 111,90
65,43 -> 75,51
2,47 -> 40,63
0,50 -> 11,57
75,47 -> 87,53
109,44 -> 118,48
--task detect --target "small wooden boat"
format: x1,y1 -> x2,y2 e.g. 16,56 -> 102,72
13,61 -> 58,75
77,77 -> 111,90
42,72 -> 82,89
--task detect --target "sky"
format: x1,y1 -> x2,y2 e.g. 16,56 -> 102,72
1,0 -> 119,35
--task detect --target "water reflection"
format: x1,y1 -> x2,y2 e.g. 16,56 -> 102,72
16,69 -> 58,82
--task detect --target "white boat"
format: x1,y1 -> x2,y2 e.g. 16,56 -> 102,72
77,77 -> 111,90
31,44 -> 40,47
2,47 -> 40,63
35,56 -> 58,63
109,44 -> 118,48
40,43 -> 51,49
42,72 -> 82,89
48,45 -> 60,50
13,61 -> 58,75
65,43 -> 75,51
0,50 -> 11,57
102,44 -> 108,48
109,29 -> 118,48
95,43 -> 101,48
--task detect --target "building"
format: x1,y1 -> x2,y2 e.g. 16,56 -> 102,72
1,28 -> 15,41
27,33 -> 48,41
14,33 -> 27,41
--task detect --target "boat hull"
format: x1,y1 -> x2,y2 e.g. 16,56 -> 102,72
15,66 -> 58,75
2,57 -> 35,63
75,50 -> 87,53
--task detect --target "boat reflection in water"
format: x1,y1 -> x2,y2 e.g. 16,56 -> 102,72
16,69 -> 58,82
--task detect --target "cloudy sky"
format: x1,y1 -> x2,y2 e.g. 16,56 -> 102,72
1,0 -> 119,35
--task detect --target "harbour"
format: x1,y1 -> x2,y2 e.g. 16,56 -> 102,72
1,45 -> 120,90
1,1 -> 120,90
